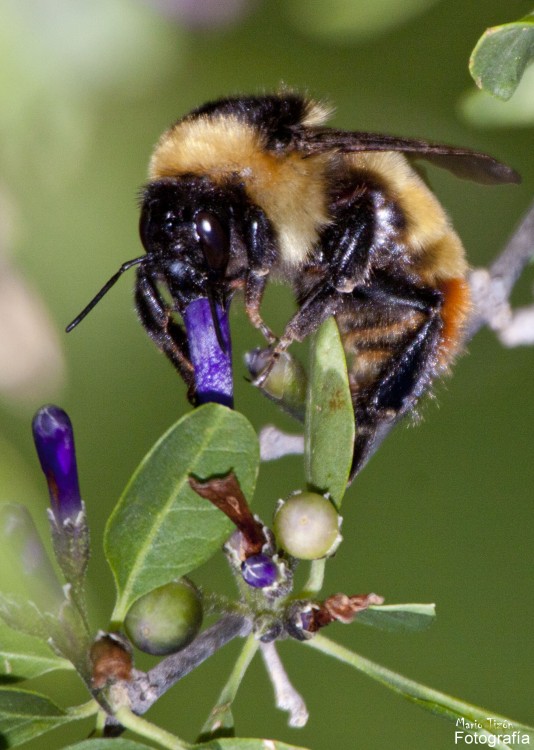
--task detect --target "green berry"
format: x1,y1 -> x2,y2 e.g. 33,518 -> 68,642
124,578 -> 202,655
273,492 -> 341,560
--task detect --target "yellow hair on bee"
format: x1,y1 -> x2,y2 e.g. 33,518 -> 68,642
346,151 -> 467,282
149,115 -> 331,267
344,151 -> 471,368
418,232 -> 467,283
301,98 -> 334,127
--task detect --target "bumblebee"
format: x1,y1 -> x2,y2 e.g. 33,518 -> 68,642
67,93 -> 519,478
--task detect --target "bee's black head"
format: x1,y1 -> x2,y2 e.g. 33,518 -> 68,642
139,176 -> 236,285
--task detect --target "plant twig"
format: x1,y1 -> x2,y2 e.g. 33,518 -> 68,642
260,641 -> 309,728
466,200 -> 534,342
127,614 -> 251,715
300,558 -> 326,598
259,425 -> 304,461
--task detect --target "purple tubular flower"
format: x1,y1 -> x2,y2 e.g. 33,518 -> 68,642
241,554 -> 278,589
183,298 -> 233,408
32,405 -> 82,523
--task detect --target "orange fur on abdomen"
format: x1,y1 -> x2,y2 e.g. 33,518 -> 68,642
437,277 -> 471,366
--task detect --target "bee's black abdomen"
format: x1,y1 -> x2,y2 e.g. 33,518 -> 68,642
336,279 -> 445,480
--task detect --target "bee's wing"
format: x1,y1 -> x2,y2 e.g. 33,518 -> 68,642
299,129 -> 520,186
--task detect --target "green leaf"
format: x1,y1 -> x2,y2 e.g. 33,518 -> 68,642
106,405 -> 259,622
199,636 -> 259,742
195,739 -> 310,750
305,317 -> 354,508
307,635 -> 534,748
356,603 -> 436,632
0,594 -> 90,682
0,594 -> 52,644
0,621 -> 72,682
0,688 -> 75,747
63,741 -> 155,750
469,13 -> 534,100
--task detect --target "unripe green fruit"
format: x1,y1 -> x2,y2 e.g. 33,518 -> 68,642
273,492 -> 341,560
124,578 -> 202,655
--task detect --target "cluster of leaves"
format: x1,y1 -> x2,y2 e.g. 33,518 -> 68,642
1,319 -> 533,750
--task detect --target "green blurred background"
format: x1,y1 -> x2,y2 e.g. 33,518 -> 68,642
0,0 -> 532,748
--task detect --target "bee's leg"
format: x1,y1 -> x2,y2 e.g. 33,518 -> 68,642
135,267 -> 196,403
253,185 -> 392,381
323,186 -> 378,293
244,209 -> 278,344
258,184 -> 388,369
252,283 -> 343,385
244,271 -> 276,343
346,279 -> 445,479
280,283 -> 343,347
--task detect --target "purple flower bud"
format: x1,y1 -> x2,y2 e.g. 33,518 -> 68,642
32,405 -> 82,522
284,601 -> 318,641
241,553 -> 278,588
183,298 -> 233,408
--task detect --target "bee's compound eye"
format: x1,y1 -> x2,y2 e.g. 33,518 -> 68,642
194,211 -> 229,274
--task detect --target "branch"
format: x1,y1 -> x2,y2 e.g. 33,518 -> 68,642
259,425 -> 304,461
260,641 -> 309,728
127,614 -> 251,715
466,200 -> 534,343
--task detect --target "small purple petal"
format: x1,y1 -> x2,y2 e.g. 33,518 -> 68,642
241,553 -> 278,588
32,405 -> 82,522
298,609 -> 315,632
183,298 -> 233,408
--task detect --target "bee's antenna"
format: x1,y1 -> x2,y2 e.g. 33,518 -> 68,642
66,256 -> 146,332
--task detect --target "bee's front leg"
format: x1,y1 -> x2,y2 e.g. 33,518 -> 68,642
244,270 -> 277,345
252,283 -> 343,386
244,208 -> 279,345
135,267 -> 196,403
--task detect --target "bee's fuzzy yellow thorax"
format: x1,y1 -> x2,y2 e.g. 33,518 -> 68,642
149,115 -> 331,266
